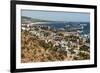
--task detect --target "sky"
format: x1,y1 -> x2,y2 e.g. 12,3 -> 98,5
21,10 -> 90,22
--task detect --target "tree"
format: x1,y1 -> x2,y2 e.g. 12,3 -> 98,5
79,45 -> 90,52
39,40 -> 49,49
78,52 -> 90,60
86,38 -> 90,43
58,33 -> 64,36
44,32 -> 50,37
79,38 -> 83,45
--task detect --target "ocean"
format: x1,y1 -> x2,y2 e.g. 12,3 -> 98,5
40,22 -> 90,35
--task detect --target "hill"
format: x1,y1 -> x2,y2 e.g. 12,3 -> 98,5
21,16 -> 51,24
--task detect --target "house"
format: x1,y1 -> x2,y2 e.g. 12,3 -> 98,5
21,27 -> 26,31
29,31 -> 37,35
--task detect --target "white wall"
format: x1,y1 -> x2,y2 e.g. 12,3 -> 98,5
0,0 -> 99,73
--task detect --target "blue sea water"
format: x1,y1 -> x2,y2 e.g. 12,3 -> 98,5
41,22 -> 90,35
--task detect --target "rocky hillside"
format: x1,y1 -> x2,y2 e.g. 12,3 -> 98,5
21,31 -> 69,63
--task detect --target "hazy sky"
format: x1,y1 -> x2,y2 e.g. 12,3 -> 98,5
21,10 -> 90,22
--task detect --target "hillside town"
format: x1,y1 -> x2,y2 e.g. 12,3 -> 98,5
21,22 -> 90,63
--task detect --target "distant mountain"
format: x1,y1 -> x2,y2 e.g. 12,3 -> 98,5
21,16 -> 52,24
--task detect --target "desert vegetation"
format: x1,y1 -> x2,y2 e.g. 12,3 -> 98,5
21,31 -> 69,63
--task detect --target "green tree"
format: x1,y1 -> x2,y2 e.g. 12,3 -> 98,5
79,45 -> 90,52
44,32 -> 50,37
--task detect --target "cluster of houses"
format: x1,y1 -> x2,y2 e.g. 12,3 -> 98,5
21,23 -> 90,59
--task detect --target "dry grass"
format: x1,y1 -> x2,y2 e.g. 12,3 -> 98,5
21,31 -> 69,63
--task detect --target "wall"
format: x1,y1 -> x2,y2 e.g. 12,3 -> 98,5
0,0 -> 99,73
